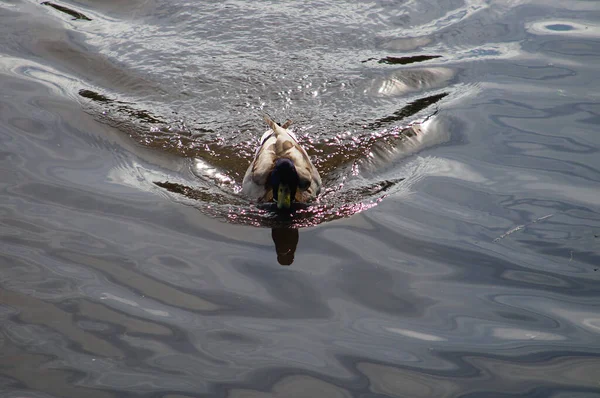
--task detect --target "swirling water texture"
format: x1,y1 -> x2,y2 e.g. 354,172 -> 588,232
1,0 -> 600,397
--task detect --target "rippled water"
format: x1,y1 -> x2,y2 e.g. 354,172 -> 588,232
2,0 -> 600,396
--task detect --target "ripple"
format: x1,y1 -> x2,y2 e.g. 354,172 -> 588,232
364,68 -> 454,97
2,0 -> 600,397
527,20 -> 600,38
104,111 -> 450,228
384,327 -> 447,342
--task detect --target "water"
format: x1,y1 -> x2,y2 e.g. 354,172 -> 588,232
1,0 -> 600,396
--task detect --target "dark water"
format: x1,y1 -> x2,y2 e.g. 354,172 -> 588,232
2,0 -> 600,396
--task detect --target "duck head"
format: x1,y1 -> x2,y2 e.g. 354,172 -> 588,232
270,158 -> 299,210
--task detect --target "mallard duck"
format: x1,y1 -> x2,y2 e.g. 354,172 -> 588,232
242,116 -> 321,209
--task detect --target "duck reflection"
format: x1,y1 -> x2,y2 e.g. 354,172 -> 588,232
271,227 -> 299,266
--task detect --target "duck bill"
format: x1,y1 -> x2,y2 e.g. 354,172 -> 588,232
277,184 -> 292,209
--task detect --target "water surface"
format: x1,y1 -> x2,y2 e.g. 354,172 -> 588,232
1,0 -> 600,397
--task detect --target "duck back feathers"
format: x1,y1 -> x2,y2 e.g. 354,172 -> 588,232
242,116 -> 321,203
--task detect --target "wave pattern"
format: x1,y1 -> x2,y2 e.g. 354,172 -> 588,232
1,0 -> 600,397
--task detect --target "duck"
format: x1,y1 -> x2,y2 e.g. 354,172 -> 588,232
242,116 -> 321,210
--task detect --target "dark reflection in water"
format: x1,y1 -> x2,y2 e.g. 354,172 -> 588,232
369,93 -> 447,128
79,89 -> 112,103
361,54 -> 442,65
42,1 -> 92,21
79,89 -> 166,124
271,228 -> 299,266
378,55 -> 443,65
2,0 -> 600,397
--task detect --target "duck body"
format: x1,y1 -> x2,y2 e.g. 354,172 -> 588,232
242,116 -> 321,209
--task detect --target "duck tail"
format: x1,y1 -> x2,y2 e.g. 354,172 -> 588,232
263,115 -> 290,136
